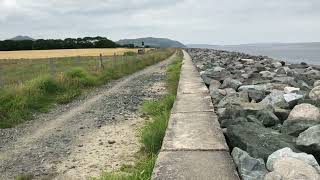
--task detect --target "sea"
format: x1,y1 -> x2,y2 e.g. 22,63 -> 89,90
191,43 -> 320,65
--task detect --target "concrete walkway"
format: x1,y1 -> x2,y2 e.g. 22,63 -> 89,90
152,50 -> 239,180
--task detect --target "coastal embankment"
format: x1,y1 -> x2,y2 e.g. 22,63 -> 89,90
187,48 -> 320,180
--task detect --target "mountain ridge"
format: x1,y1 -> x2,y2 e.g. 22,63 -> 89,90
8,35 -> 35,41
117,37 -> 186,48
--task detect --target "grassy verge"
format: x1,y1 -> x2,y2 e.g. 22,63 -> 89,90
96,50 -> 183,180
0,48 -> 175,128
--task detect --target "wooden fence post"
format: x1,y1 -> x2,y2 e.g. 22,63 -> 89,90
99,53 -> 104,70
49,59 -> 56,79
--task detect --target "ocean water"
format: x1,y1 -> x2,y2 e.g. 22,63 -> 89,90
211,43 -> 320,65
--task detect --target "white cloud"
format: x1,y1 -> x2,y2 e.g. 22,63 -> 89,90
0,0 -> 320,44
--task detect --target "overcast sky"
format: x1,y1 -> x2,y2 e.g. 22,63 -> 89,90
1,0 -> 320,44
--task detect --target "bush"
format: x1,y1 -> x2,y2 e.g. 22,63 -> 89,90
123,51 -> 137,56
65,67 -> 98,87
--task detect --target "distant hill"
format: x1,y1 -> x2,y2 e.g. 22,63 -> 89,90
8,36 -> 35,41
117,37 -> 186,48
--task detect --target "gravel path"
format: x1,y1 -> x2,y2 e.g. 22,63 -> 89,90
0,54 -> 175,180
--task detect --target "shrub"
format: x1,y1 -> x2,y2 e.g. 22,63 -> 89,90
65,67 -> 98,87
123,51 -> 137,56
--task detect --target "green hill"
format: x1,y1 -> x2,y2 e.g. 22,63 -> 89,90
117,37 -> 186,48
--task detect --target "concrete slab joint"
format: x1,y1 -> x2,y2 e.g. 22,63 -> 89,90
152,50 -> 239,180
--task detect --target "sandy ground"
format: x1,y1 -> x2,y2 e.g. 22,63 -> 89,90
0,54 -> 175,180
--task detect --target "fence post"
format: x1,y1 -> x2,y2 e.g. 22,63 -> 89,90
49,59 -> 56,79
0,65 -> 3,88
99,53 -> 104,70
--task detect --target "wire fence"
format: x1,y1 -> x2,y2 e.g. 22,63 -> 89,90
0,53 -> 142,88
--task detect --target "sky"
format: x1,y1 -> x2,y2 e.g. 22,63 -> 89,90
1,0 -> 320,45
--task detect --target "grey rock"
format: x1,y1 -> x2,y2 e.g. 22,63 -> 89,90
221,78 -> 243,90
254,63 -> 266,72
309,86 -> 320,101
272,62 -> 283,68
247,89 -> 266,102
257,109 -> 280,127
260,71 -> 276,79
200,73 -> 213,85
273,76 -> 295,84
282,103 -> 320,137
296,125 -> 320,152
276,67 -> 293,75
231,147 -> 268,180
239,84 -> 268,92
221,117 -> 247,128
274,108 -> 290,123
226,122 -> 298,161
209,80 -> 223,104
266,147 -> 320,172
217,93 -> 249,108
209,80 -> 221,90
213,66 -> 225,72
283,93 -> 304,107
282,120 -> 320,137
261,91 -> 289,109
284,87 -> 300,94
265,157 -> 320,180
314,80 -> 320,87
240,58 -> 255,64
286,103 -> 320,122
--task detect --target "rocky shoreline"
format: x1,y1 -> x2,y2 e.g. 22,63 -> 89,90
187,48 -> 320,180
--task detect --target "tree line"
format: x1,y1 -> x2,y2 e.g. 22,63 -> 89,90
0,37 -> 129,51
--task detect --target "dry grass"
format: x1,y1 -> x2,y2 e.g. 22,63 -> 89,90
0,48 -> 144,59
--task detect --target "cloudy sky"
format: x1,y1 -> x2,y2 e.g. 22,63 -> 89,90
1,0 -> 319,44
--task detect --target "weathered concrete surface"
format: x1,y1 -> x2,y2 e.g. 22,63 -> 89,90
162,112 -> 229,151
172,93 -> 214,113
152,50 -> 239,180
153,151 -> 239,180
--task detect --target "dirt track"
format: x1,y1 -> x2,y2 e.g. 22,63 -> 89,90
0,54 -> 175,180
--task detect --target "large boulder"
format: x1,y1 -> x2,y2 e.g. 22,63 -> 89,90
217,93 -> 249,108
226,122 -> 298,161
281,103 -> 320,136
283,93 -> 304,107
309,86 -> 320,101
296,125 -> 320,152
221,78 -> 243,90
261,91 -> 289,109
273,76 -> 295,84
265,157 -> 320,180
231,147 -> 268,180
265,148 -> 320,180
257,109 -> 280,127
247,89 -> 266,102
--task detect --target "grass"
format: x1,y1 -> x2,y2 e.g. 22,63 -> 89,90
0,48 -> 175,128
96,50 -> 183,180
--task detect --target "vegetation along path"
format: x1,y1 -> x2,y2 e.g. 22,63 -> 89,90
0,53 -> 176,180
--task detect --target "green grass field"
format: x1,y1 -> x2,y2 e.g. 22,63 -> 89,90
0,48 -> 175,129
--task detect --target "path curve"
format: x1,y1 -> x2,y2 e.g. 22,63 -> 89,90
0,53 -> 176,180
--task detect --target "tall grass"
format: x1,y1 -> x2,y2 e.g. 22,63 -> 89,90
0,49 -> 175,128
97,50 -> 183,180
